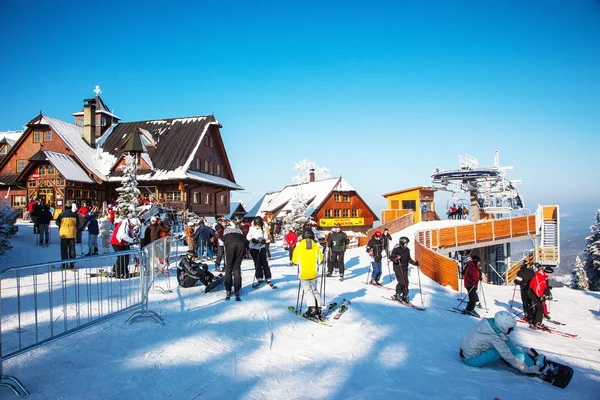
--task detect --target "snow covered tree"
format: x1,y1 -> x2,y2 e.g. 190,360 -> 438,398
292,159 -> 331,184
0,199 -> 17,256
584,209 -> 600,291
282,188 -> 309,234
115,153 -> 141,217
570,256 -> 589,290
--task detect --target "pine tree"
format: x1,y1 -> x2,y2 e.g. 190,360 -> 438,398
115,153 -> 141,217
570,256 -> 589,290
0,199 -> 17,256
584,209 -> 600,291
292,159 -> 331,184
283,189 -> 309,234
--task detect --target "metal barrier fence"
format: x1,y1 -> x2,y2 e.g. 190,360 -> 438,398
0,248 -> 164,397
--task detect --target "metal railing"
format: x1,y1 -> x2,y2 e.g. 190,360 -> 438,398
0,248 -> 164,397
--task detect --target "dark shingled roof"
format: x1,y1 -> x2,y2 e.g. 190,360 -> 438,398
103,115 -> 217,171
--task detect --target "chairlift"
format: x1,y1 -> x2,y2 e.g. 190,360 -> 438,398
446,197 -> 469,220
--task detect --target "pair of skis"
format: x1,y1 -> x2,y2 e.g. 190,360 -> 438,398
251,279 -> 278,289
383,296 -> 426,311
288,299 -> 351,326
516,318 -> 578,339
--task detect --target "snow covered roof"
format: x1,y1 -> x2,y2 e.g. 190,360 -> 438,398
43,151 -> 94,183
247,177 -> 356,218
71,95 -> 121,120
185,170 -> 243,190
0,130 -> 24,142
27,115 -> 117,181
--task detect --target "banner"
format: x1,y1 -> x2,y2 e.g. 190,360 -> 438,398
319,218 -> 364,227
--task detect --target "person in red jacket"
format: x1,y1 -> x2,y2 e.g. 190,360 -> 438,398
110,216 -> 136,278
463,255 -> 481,317
285,228 -> 298,266
528,266 -> 554,329
106,205 -> 115,224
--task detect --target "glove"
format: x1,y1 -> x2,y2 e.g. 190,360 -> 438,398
414,261 -> 419,267
251,239 -> 259,244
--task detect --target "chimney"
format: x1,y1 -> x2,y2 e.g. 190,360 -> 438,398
309,168 -> 315,182
83,98 -> 97,148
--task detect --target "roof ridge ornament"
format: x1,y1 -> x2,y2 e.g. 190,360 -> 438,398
94,85 -> 102,97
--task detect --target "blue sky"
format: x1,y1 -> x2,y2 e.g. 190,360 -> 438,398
1,0 -> 599,216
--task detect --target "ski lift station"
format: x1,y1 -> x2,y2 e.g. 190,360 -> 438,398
373,151 -> 559,290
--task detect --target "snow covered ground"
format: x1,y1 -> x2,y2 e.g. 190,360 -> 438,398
1,222 -> 599,399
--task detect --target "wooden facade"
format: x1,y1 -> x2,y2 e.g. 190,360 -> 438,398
314,191 -> 377,233
382,186 -> 437,223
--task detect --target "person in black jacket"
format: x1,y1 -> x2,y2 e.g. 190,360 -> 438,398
514,262 -> 537,322
36,204 -> 53,247
326,224 -> 349,281
381,228 -> 393,258
222,221 -> 246,301
83,212 -> 100,256
390,236 -> 419,303
366,231 -> 385,285
31,199 -> 42,234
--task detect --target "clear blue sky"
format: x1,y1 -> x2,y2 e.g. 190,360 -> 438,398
1,0 -> 599,216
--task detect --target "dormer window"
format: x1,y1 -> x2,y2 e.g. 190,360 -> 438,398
0,145 -> 6,154
139,132 -> 155,147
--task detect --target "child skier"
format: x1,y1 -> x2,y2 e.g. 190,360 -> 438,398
366,231 -> 384,285
292,229 -> 325,321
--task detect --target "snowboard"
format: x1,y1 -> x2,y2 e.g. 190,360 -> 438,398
529,349 -> 574,389
205,275 -> 224,293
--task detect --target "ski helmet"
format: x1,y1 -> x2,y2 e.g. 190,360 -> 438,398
254,216 -> 264,226
532,262 -> 541,271
399,236 -> 410,246
186,250 -> 197,260
374,231 -> 383,238
303,229 -> 315,240
543,266 -> 554,274
494,311 -> 516,334
471,255 -> 480,262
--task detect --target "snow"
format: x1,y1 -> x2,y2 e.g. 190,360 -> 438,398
42,151 -> 94,183
1,222 -> 599,399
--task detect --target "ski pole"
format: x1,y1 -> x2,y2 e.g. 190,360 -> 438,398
321,257 -> 326,307
365,261 -> 372,284
387,256 -> 393,283
299,290 -> 305,315
456,286 -> 475,310
509,284 -> 517,313
479,283 -> 489,313
397,263 -> 410,300
415,263 -> 424,308
295,279 -> 302,314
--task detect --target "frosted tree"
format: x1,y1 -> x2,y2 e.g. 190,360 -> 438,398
584,209 -> 600,291
0,199 -> 17,256
570,256 -> 589,290
115,153 -> 141,217
283,188 -> 309,234
292,159 -> 331,184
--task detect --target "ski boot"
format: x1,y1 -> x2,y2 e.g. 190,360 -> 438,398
339,275 -> 344,282
463,309 -> 480,317
225,290 -> 231,301
234,290 -> 241,301
303,306 -> 316,320
326,272 -> 332,278
252,279 -> 264,288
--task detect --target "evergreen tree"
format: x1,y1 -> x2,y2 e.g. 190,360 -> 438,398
292,159 -> 331,184
115,153 -> 141,217
584,209 -> 600,291
283,188 -> 309,234
0,198 -> 17,256
570,256 -> 589,290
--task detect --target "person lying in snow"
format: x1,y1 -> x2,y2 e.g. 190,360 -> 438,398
177,250 -> 216,288
460,311 -> 545,375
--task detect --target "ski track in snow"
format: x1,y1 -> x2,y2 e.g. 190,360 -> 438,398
0,221 -> 599,399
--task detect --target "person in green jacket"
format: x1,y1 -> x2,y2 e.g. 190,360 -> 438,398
293,229 -> 324,321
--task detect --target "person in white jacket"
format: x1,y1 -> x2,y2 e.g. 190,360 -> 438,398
98,217 -> 114,254
460,311 -> 545,375
246,216 -> 273,287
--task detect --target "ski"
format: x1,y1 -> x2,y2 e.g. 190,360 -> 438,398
287,306 -> 332,326
266,281 -> 278,289
531,325 -> 579,339
446,308 -> 479,317
333,301 -> 351,320
383,296 -> 426,311
516,317 -> 564,326
251,280 -> 265,289
366,282 -> 394,290
322,301 -> 341,318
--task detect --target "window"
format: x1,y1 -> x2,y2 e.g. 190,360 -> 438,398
220,195 -> 228,206
193,192 -> 200,204
33,131 -> 41,142
342,194 -> 350,202
352,209 -> 359,217
195,158 -> 200,170
66,188 -> 74,198
402,200 -> 416,211
12,195 -> 27,207
28,180 -> 36,187
82,190 -> 89,199
325,209 -> 332,218
216,164 -> 221,176
75,189 -> 82,199
47,166 -> 55,175
204,193 -> 212,205
334,209 -> 340,217
76,118 -> 84,127
204,160 -> 209,172
0,145 -> 7,154
102,117 -> 107,126
166,191 -> 182,201
56,177 -> 65,186
209,162 -> 214,174
333,194 -> 340,202
44,130 -> 52,141
16,160 -> 26,172
343,209 -> 349,217
95,116 -> 101,126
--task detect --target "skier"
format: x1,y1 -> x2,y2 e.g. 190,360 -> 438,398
514,261 -> 537,322
285,228 -> 298,266
222,219 -> 246,301
56,204 -> 78,269
36,204 -> 53,247
98,216 -> 113,254
246,216 -> 274,287
460,311 -> 546,375
463,255 -> 481,317
366,231 -> 385,285
528,265 -> 554,329
82,211 -> 99,256
390,236 -> 418,303
31,199 -> 42,235
110,216 -> 136,278
381,228 -> 392,258
326,224 -> 349,281
143,216 -> 171,247
292,229 -> 325,321
177,250 -> 216,288
194,220 -> 214,259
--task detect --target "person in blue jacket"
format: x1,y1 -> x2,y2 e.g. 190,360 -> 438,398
83,211 -> 99,256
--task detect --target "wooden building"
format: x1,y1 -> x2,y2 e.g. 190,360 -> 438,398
246,174 -> 378,234
382,186 -> 438,223
0,92 -> 243,216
